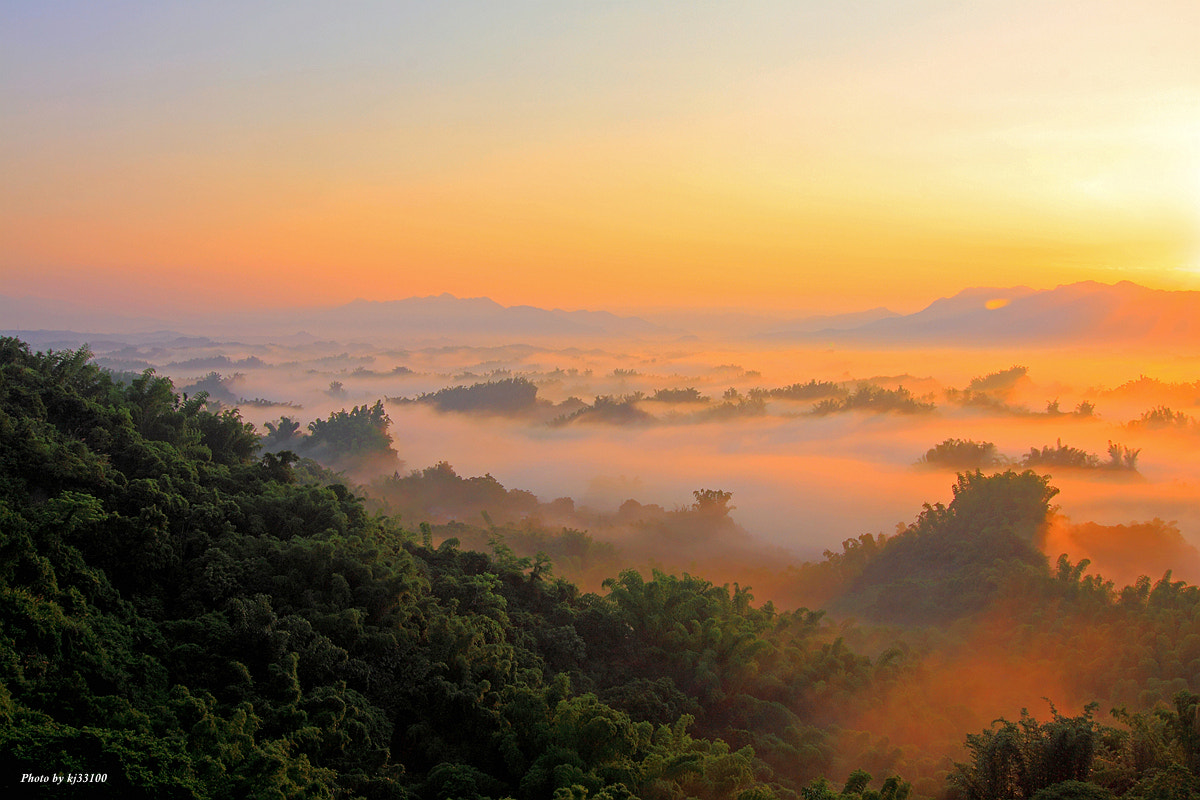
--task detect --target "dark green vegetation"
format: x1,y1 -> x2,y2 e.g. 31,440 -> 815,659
261,401 -> 400,473
396,378 -> 542,416
4,337 -> 1200,799
918,439 -> 1141,475
947,696 -> 1200,800
833,470 -> 1059,624
0,338 -> 887,798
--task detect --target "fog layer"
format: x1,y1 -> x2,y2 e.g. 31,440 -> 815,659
60,326 -> 1200,585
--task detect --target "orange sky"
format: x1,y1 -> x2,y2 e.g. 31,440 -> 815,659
2,1 -> 1198,316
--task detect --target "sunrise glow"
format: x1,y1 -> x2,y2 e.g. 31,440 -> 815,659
2,1 -> 1199,316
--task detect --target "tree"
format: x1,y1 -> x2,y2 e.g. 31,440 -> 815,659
303,400 -> 399,471
692,489 -> 734,517
1105,442 -> 1140,471
263,416 -> 302,449
947,706 -> 1101,800
836,471 -> 1057,623
918,439 -> 1002,470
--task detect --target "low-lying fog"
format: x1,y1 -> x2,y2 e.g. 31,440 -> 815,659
65,327 -> 1200,583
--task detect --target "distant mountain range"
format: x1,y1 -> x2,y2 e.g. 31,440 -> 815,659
0,292 -> 668,344
3,281 -> 1199,346
761,281 -> 1200,346
271,293 -> 667,340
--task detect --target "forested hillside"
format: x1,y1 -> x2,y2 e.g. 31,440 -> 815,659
3,337 -> 1200,799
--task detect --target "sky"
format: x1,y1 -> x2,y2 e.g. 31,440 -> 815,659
3,1 -> 1199,316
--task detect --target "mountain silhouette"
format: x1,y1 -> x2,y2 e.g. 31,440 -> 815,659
762,281 -> 1200,345
4,281 -> 1198,346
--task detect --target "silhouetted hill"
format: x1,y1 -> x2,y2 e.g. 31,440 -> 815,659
1,292 -> 668,344
215,293 -> 670,342
764,281 -> 1200,346
0,294 -> 171,334
653,306 -> 901,339
7,281 -> 1198,346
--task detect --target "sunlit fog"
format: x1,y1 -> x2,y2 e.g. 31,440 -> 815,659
38,322 -> 1200,590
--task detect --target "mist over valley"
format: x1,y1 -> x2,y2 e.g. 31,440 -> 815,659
10,281 -> 1200,581
8,284 -> 1200,797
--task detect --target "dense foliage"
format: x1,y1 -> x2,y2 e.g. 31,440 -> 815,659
0,339 -> 892,798
811,387 -> 935,416
917,440 -> 1003,470
918,439 -> 1140,475
262,401 -> 400,473
399,379 -> 542,416
1020,440 -> 1139,472
5,337 -> 1200,799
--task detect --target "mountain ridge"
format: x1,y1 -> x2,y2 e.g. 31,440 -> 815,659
3,280 -> 1197,346
766,280 -> 1200,346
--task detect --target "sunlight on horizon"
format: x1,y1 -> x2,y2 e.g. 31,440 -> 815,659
3,2 -> 1199,315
